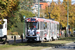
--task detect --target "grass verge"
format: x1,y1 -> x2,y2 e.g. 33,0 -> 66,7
0,37 -> 75,50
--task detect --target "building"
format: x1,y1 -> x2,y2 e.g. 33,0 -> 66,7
32,1 -> 48,16
32,2 -> 48,10
40,2 -> 48,9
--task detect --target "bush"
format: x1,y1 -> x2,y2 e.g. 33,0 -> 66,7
11,22 -> 23,35
70,33 -> 75,37
7,30 -> 12,35
12,32 -> 18,35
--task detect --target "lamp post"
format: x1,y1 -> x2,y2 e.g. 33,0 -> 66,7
23,15 -> 25,38
38,0 -> 40,17
47,2 -> 54,19
48,2 -> 51,19
74,20 -> 75,28
48,12 -> 51,19
67,0 -> 69,37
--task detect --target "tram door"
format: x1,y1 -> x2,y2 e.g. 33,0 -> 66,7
54,23 -> 57,39
49,22 -> 52,39
47,22 -> 50,40
39,22 -> 44,41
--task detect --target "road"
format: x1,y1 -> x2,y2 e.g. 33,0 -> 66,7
0,38 -> 26,45
50,42 -> 75,50
8,39 -> 26,44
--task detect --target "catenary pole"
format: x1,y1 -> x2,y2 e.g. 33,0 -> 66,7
38,0 -> 40,17
67,0 -> 69,36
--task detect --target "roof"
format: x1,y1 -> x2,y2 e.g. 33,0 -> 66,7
25,17 -> 59,24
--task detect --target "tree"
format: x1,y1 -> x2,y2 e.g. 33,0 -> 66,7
45,0 -> 75,28
8,10 -> 35,35
19,0 -> 34,11
0,0 -> 19,18
45,1 -> 60,23
69,4 -> 75,28
0,0 -> 19,24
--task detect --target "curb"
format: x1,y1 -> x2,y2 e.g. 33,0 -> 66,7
41,47 -> 53,50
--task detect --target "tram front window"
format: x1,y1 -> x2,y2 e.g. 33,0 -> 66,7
27,22 -> 38,30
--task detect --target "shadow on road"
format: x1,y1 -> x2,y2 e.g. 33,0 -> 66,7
8,40 -> 64,47
59,37 -> 75,41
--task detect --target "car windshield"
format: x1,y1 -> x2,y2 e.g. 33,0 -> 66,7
27,22 -> 38,30
0,24 -> 3,29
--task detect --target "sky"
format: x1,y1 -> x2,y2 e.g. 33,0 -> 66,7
46,0 -> 75,4
46,0 -> 75,2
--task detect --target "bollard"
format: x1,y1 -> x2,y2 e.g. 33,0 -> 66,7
14,36 -> 16,43
21,34 -> 23,43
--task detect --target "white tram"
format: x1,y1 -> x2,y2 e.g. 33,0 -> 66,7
25,17 -> 59,42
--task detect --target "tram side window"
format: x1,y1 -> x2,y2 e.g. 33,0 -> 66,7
54,23 -> 55,30
40,22 -> 43,30
44,22 -> 47,29
57,24 -> 59,30
37,22 -> 39,29
54,24 -> 56,30
56,24 -> 57,30
47,22 -> 49,29
0,24 -> 3,29
50,22 -> 51,30
5,24 -> 7,28
52,23 -> 54,30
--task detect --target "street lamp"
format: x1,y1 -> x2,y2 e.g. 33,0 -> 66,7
38,0 -> 40,17
48,2 -> 51,19
47,2 -> 54,19
74,20 -> 75,28
23,15 -> 26,38
67,0 -> 69,37
48,12 -> 51,19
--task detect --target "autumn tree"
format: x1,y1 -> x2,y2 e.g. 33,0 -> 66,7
63,0 -> 75,28
0,0 -> 19,25
69,4 -> 75,28
45,1 -> 61,23
45,0 -> 75,29
8,10 -> 35,34
19,0 -> 34,11
0,0 -> 19,18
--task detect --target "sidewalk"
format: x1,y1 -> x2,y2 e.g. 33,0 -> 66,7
7,35 -> 26,44
41,42 -> 74,50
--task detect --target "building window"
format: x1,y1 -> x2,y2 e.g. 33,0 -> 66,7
0,24 -> 3,29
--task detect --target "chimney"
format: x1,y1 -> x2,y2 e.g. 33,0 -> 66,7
52,0 -> 53,2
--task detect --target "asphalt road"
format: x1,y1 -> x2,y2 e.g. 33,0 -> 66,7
50,42 -> 75,50
0,38 -> 26,45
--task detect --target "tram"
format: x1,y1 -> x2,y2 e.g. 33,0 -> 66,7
25,17 -> 59,42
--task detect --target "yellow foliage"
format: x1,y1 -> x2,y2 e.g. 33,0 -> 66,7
0,0 -> 19,19
45,1 -> 74,28
7,30 -> 12,35
12,32 -> 18,35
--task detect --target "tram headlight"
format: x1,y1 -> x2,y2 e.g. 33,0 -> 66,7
36,32 -> 40,34
36,32 -> 40,36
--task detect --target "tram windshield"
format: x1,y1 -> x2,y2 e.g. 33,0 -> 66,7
27,22 -> 38,30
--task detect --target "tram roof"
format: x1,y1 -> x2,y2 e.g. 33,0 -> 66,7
25,17 -> 59,24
